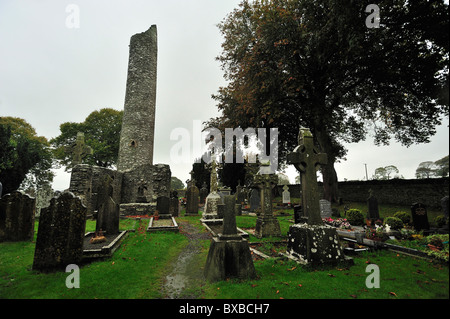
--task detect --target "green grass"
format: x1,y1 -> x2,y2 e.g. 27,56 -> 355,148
0,219 -> 188,299
202,250 -> 449,299
1,209 -> 448,299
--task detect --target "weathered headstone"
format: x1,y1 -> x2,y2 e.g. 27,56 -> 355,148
136,179 -> 148,203
253,163 -> 281,238
65,132 -> 93,166
199,182 -> 208,205
96,174 -> 119,234
169,191 -> 180,217
249,188 -> 260,212
236,181 -> 246,205
0,191 -> 35,242
202,158 -> 222,221
367,189 -> 380,221
442,196 -> 449,220
185,181 -> 199,216
33,192 -> 87,271
411,202 -> 430,231
286,128 -> 347,265
319,199 -> 332,219
156,196 -> 170,218
204,195 -> 256,282
282,185 -> 291,204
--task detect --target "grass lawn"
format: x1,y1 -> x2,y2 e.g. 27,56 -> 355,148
0,209 -> 448,299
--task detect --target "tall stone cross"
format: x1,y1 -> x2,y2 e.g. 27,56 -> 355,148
287,128 -> 327,225
209,157 -> 218,193
65,132 -> 93,166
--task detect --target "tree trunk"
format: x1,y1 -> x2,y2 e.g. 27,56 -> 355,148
314,127 -> 339,203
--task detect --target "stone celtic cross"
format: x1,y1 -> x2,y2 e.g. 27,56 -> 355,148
287,128 -> 327,225
65,132 -> 93,166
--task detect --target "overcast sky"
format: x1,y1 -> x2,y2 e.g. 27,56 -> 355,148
1,0 -> 448,191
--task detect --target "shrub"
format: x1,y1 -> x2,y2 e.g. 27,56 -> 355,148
393,211 -> 411,225
434,215 -> 448,228
345,209 -> 364,226
384,216 -> 404,230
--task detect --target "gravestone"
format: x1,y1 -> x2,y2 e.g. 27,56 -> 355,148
0,191 -> 35,242
319,199 -> 332,219
136,179 -> 148,203
156,196 -> 170,219
253,163 -> 281,238
293,205 -> 303,223
96,174 -> 119,234
367,189 -> 380,221
199,182 -> 208,205
286,128 -> 347,265
202,158 -> 222,221
236,181 -> 246,205
33,192 -> 87,271
282,185 -> 291,204
442,196 -> 449,220
411,202 -> 430,231
204,195 -> 256,282
169,191 -> 180,217
185,181 -> 199,216
65,132 -> 93,166
249,188 -> 260,211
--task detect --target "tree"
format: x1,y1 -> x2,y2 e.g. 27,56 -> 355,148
373,165 -> 400,180
51,108 -> 123,170
415,161 -> 436,178
434,155 -> 449,177
0,117 -> 54,194
209,0 -> 449,202
171,176 -> 185,190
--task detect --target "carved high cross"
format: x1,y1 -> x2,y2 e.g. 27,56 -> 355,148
65,132 -> 93,166
287,128 -> 327,225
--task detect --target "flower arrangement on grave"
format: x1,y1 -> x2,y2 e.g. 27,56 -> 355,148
322,217 -> 352,230
90,229 -> 106,244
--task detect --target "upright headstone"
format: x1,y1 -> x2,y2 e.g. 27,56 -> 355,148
185,181 -> 199,216
203,157 -> 222,221
253,163 -> 281,238
204,195 -> 256,282
367,189 -> 380,221
249,188 -> 260,212
199,182 -> 208,205
156,196 -> 170,219
33,192 -> 87,271
282,185 -> 291,204
286,128 -> 347,265
319,199 -> 332,219
0,191 -> 35,242
96,174 -> 119,234
169,191 -> 180,217
411,202 -> 430,231
236,181 -> 246,205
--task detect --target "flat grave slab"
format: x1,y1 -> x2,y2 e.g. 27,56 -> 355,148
147,217 -> 179,233
83,230 -> 128,259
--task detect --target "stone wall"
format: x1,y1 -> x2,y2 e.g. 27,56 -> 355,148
275,178 -> 449,209
70,163 -> 171,212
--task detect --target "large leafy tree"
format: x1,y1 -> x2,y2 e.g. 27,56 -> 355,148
0,117 -> 54,194
208,0 -> 449,202
51,108 -> 123,170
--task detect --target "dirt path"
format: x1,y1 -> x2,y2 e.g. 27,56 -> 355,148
161,221 -> 211,299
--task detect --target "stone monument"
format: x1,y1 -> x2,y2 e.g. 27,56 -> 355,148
202,157 -> 222,222
0,191 -> 35,242
253,162 -> 281,238
204,195 -> 256,282
286,128 -> 347,265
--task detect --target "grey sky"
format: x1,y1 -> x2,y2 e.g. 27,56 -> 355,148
0,0 -> 448,191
